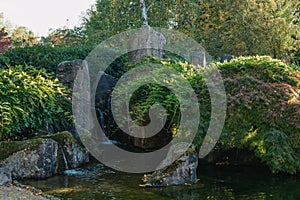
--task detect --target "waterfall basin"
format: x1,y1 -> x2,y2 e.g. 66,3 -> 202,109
21,163 -> 300,200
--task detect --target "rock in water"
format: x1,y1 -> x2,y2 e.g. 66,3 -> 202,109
142,144 -> 198,187
0,168 -> 12,185
60,132 -> 90,168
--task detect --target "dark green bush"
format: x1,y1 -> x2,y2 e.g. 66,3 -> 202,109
104,54 -> 129,79
0,44 -> 92,74
217,56 -> 300,174
113,58 -> 205,140
293,49 -> 300,68
0,65 -> 72,141
119,56 -> 300,174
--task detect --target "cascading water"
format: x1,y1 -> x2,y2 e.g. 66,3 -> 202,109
97,108 -> 105,130
61,148 -> 69,170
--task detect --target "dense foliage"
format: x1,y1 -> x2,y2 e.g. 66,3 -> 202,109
83,0 -> 203,43
0,44 -> 92,73
83,0 -> 300,65
120,56 -> 300,174
199,0 -> 300,61
1,13 -> 39,50
0,0 -> 299,175
11,26 -> 39,48
0,66 -> 72,141
40,27 -> 87,47
218,56 -> 300,174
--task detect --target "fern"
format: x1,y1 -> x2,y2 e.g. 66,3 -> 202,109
0,65 -> 72,140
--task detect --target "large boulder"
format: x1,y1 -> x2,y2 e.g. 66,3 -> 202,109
1,139 -> 59,179
142,144 -> 198,187
56,59 -> 116,108
128,26 -> 166,63
95,71 -> 116,110
56,59 -> 85,91
48,131 -> 90,169
0,132 -> 89,180
0,168 -> 12,185
56,60 -> 116,138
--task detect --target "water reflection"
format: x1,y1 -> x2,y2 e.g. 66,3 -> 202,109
22,163 -> 300,200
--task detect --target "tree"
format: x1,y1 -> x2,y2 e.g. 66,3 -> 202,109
0,13 -> 12,33
40,26 -> 87,47
1,13 -> 38,49
0,28 -> 12,53
83,0 -> 141,43
11,26 -> 38,48
83,0 -> 299,62
140,0 -> 149,27
0,13 -> 5,29
199,0 -> 300,60
82,0 -> 202,43
0,13 -> 12,53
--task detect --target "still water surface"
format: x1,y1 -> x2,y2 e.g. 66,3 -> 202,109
22,163 -> 300,200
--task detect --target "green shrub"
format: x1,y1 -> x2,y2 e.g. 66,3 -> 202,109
218,56 -> 299,86
112,58 -> 206,141
0,44 -> 92,74
0,65 -> 72,141
288,47 -> 300,67
217,56 -> 300,174
119,56 -> 300,174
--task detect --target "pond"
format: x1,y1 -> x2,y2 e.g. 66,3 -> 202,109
22,163 -> 300,200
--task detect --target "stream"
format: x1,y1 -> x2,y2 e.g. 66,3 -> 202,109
22,163 -> 300,200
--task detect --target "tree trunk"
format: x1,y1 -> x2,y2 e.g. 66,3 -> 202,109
140,0 -> 149,27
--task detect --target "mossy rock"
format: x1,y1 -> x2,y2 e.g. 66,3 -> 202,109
0,131 -> 89,179
0,131 -> 79,161
0,138 -> 44,161
142,144 -> 198,187
41,131 -> 75,146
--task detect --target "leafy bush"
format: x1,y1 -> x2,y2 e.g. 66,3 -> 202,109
0,44 -> 92,74
119,56 -> 300,174
112,58 -> 206,140
0,66 -> 72,141
217,56 -> 300,174
219,56 -> 299,86
0,43 -> 131,79
291,48 -> 300,67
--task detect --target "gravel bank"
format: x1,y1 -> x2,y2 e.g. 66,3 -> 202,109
0,184 -> 58,200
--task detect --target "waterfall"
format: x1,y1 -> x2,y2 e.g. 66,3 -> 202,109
61,148 -> 69,170
107,96 -> 114,131
97,108 -> 105,130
